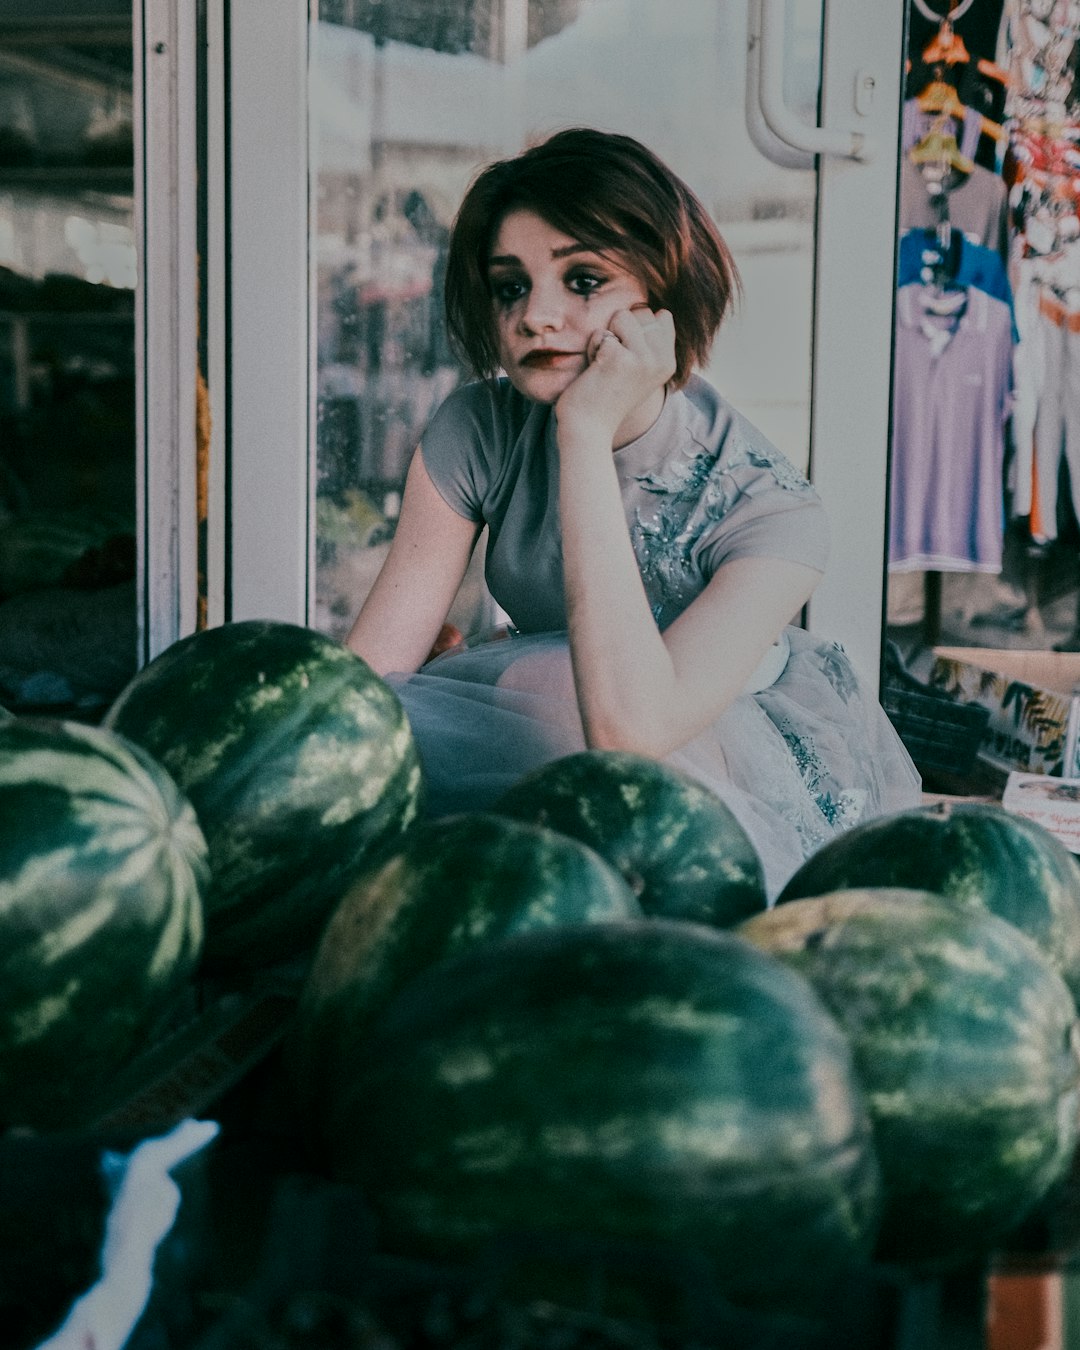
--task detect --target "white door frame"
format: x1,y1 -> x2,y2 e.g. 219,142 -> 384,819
220,0 -> 903,688
803,0 -> 905,688
226,0 -> 316,625
135,0 -> 199,660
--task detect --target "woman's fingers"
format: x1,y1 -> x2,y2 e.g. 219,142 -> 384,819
586,327 -> 618,363
602,307 -> 676,379
616,305 -> 673,341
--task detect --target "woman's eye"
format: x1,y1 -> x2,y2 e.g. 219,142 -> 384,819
491,277 -> 527,305
568,272 -> 605,296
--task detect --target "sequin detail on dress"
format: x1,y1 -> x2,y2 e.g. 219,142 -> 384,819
779,720 -> 867,831
629,431 -> 817,624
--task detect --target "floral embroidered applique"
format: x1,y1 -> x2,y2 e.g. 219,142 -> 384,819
628,430 -> 815,622
779,722 -> 863,829
738,443 -> 815,495
631,442 -> 720,621
818,643 -> 860,703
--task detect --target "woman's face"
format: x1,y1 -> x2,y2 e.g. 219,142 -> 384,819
488,209 -> 650,403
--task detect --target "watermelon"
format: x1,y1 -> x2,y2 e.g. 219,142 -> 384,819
292,811 -> 642,1129
0,507 -> 134,598
778,801 -> 1080,1003
325,920 -> 881,1326
739,888 -> 1080,1267
0,717 -> 207,1129
495,750 -> 765,926
105,620 -> 424,970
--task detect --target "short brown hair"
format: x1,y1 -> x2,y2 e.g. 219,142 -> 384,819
444,127 -> 740,388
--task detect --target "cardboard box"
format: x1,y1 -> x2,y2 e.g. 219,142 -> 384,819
929,647 -> 1080,778
1002,772 -> 1080,853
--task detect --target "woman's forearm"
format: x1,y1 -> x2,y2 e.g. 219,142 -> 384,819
553,308 -> 818,756
346,449 -> 480,676
557,423 -> 684,753
557,425 -> 820,757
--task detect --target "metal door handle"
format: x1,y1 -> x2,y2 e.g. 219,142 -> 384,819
749,0 -> 873,164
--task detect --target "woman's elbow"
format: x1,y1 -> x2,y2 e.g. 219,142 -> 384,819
581,686 -> 740,759
582,714 -> 680,761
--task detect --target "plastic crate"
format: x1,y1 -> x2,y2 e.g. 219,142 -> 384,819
883,645 -> 991,776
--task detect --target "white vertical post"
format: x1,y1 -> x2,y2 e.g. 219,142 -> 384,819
500,0 -> 528,149
500,0 -> 528,63
135,0 -> 199,661
803,0 -> 905,691
227,0 -> 314,625
203,0 -> 228,631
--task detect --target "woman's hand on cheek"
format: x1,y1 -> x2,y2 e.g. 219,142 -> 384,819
555,307 -> 677,442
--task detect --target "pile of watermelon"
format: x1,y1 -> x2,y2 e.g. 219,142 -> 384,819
0,620 -> 424,1130
6,616 -> 1080,1337
296,786 -> 1080,1322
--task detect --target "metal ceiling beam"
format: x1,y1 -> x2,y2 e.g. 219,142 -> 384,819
0,16 -> 130,45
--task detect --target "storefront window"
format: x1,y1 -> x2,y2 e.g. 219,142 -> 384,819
0,3 -> 135,718
887,0 -> 1080,659
310,0 -> 823,643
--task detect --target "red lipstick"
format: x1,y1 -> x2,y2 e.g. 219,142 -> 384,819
521,349 -> 582,369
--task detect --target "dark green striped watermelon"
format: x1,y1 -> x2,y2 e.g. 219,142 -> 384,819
778,802 -> 1080,1003
739,888 -> 1080,1267
293,812 -> 642,1130
495,750 -> 765,926
0,507 -> 133,597
326,920 -> 881,1326
0,718 -> 207,1130
105,620 -> 424,970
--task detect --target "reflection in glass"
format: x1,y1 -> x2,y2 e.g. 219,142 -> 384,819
0,15 -> 135,718
312,0 -> 822,641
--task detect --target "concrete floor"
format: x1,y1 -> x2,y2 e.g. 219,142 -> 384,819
887,529 -> 1080,680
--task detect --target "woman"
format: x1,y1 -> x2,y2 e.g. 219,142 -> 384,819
347,127 -> 920,897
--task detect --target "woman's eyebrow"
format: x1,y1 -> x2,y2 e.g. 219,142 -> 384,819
488,243 -> 592,268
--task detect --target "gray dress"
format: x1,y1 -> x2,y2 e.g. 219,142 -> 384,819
389,374 -> 920,899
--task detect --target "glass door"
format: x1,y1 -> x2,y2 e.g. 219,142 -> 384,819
308,0 -> 904,674
225,0 -> 904,689
310,0 -> 826,644
0,1 -> 137,719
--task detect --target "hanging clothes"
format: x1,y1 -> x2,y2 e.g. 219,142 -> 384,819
996,0 -> 1080,124
897,227 -> 1017,330
890,283 -> 1015,574
1031,284 -> 1080,538
899,154 -> 1012,258
995,0 -> 1080,544
1009,251 -> 1052,519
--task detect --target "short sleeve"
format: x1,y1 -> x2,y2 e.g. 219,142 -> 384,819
700,466 -> 830,574
419,382 -> 503,523
695,418 -> 830,577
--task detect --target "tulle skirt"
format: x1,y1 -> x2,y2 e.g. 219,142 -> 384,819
388,626 -> 921,901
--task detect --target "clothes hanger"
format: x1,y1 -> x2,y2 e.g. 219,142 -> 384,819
976,58 -> 1009,87
916,79 -> 968,119
923,18 -> 971,67
914,6 -> 1008,144
910,128 -> 976,176
916,80 -> 1007,144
